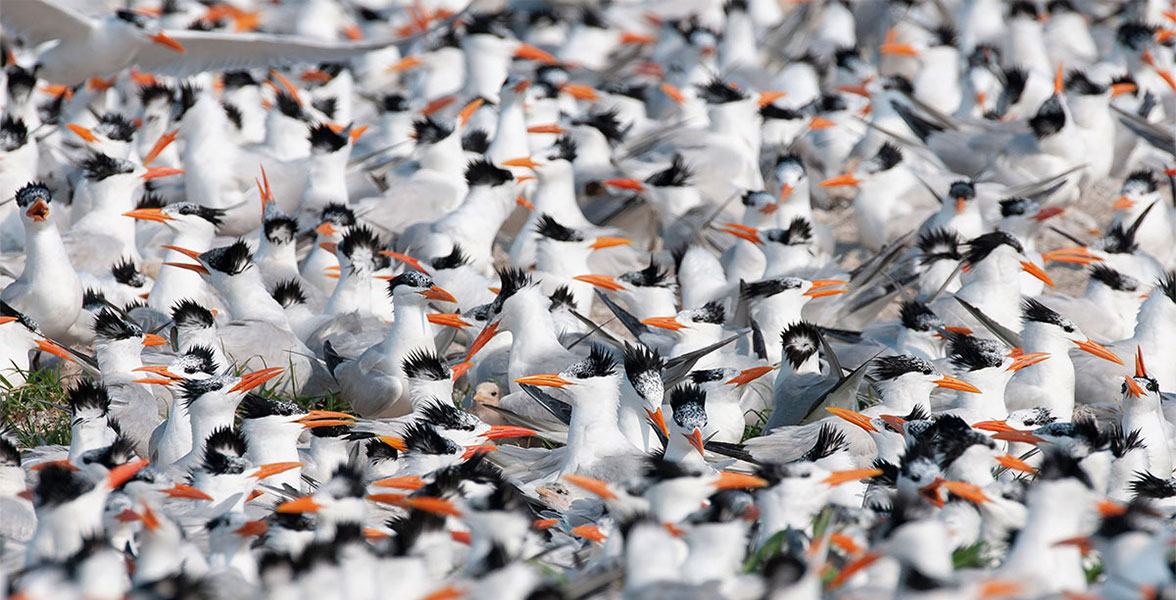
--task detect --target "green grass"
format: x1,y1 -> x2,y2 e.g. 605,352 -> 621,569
0,365 -> 74,447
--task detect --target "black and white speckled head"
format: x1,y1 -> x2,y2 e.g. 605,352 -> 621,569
669,384 -> 707,431
687,301 -> 726,326
164,202 -> 226,227
95,113 -> 136,142
0,299 -> 39,333
239,394 -> 306,421
386,271 -> 435,296
1029,94 -> 1066,138
871,355 -> 935,381
200,427 -> 249,475
899,301 -> 943,332
412,116 -> 453,145
172,346 -> 219,378
78,152 -> 134,181
564,345 -> 618,380
947,181 -> 975,203
780,321 -> 822,369
418,400 -> 479,432
801,424 -> 848,462
402,348 -> 449,381
93,309 -> 144,341
402,422 -> 462,455
946,333 -> 1005,372
200,240 -> 253,276
15,182 -> 53,209
1116,21 -> 1156,52
623,343 -> 663,401
320,203 -> 356,229
0,436 -> 20,468
171,299 -> 215,329
110,257 -> 148,289
743,276 -> 805,301
915,228 -> 963,266
618,259 -> 673,289
763,218 -> 814,246
0,115 -> 28,151
1122,169 -> 1158,196
179,375 -> 233,407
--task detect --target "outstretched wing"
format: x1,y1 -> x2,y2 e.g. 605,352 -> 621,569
129,31 -> 401,77
0,0 -> 96,44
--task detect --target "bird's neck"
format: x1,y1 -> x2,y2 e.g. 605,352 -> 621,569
95,340 -> 144,378
533,164 -> 589,226
23,223 -> 75,283
564,382 -> 630,468
220,272 -> 289,325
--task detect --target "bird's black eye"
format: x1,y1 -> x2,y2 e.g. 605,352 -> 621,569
798,471 -> 810,478
1148,381 -> 1159,392
1063,325 -> 1074,333
185,366 -> 196,374
1121,382 -> 1129,394
911,473 -> 921,482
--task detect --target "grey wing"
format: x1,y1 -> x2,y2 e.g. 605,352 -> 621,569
130,31 -> 402,77
0,0 -> 95,44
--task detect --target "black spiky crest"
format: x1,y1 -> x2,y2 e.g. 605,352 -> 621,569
1089,265 -> 1138,292
78,152 -> 134,181
1064,70 -> 1106,95
764,217 -> 815,246
998,197 -> 1034,218
308,123 -> 348,153
1099,223 -> 1140,254
138,82 -> 174,107
1108,423 -> 1146,458
273,91 -> 303,119
1129,471 -> 1175,499
1124,169 -> 1158,194
491,266 -> 535,312
669,384 -> 707,428
874,142 -> 902,171
169,202 -> 225,226
688,368 -> 727,384
201,427 -> 248,475
743,276 -> 804,300
403,422 -> 460,455
39,92 -> 68,125
6,65 -> 36,98
567,345 -> 618,379
623,343 -> 663,388
899,301 -> 942,332
200,240 -> 253,275
402,348 -> 449,381
264,214 -> 298,244
172,298 -> 214,328
239,394 -> 305,420
339,225 -> 386,261
696,78 -> 747,104
1021,297 -> 1074,331
775,152 -> 803,169
179,376 -> 229,407
312,96 -> 338,120
68,379 -> 110,415
534,213 -> 584,242
95,113 -> 136,141
947,334 -> 1004,371
872,355 -> 934,380
464,158 -> 513,187
431,245 -> 470,270
549,285 -> 577,311
1116,21 -> 1156,51
801,424 -> 848,461
93,309 -> 143,341
1008,1 -> 1040,19
694,301 -> 726,325
386,270 -> 435,296
965,231 -> 1022,265
917,228 -> 963,264
412,116 -> 453,145
271,279 -> 307,308
644,154 -> 693,187
547,134 -> 577,162
83,288 -> 106,310
0,115 -> 28,151
619,258 -> 671,288
320,202 -> 356,227
0,436 -> 20,467
381,93 -> 409,112
1037,452 -> 1093,488
14,181 -> 52,208
366,438 -> 398,461
931,25 -> 957,47
174,82 -> 201,120
418,400 -> 477,431
833,45 -> 862,69
760,104 -> 804,120
110,257 -> 147,288
1047,0 -> 1076,13
222,70 -> 257,89
1029,95 -> 1066,138
34,463 -> 95,506
780,321 -> 822,368
462,128 -> 490,154
137,193 -> 166,210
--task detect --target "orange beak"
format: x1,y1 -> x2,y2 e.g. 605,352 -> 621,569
234,520 -> 268,536
728,366 -> 773,385
379,436 -> 407,451
570,524 -> 606,542
315,222 -> 337,237
420,95 -> 455,116
526,124 -> 565,134
660,82 -> 686,104
826,407 -> 877,432
123,207 -> 173,223
514,373 -> 572,387
941,480 -> 988,504
1030,206 -> 1064,221
684,428 -> 705,457
879,414 -> 907,433
66,123 -> 98,143
1110,82 -> 1137,97
589,236 -> 631,250
1042,246 -> 1101,265
563,474 -> 617,499
36,339 -> 75,362
1074,339 -> 1123,365
451,361 -> 472,380
757,91 -> 786,106
1134,346 -> 1147,378
380,250 -> 429,273
573,274 -> 625,291
1112,195 -> 1135,210
464,320 -> 500,361
482,425 -> 538,440
829,551 -> 882,588
823,468 -> 884,486
809,116 -> 836,130
560,83 -> 600,101
501,157 -> 540,169
132,365 -> 182,385
991,430 -> 1045,444
818,173 -> 861,188
514,43 -> 558,64
645,407 -> 669,437
398,495 -> 463,517
1020,261 -> 1055,287
251,462 -> 302,479
1007,352 -> 1050,371
318,242 -> 338,254
934,375 -> 982,393
427,313 -> 472,328
146,31 -> 185,53
1124,376 -> 1146,398
1054,62 -> 1065,95
516,196 -> 535,209
142,129 -> 178,165
419,285 -> 457,303
373,475 -> 426,490
972,420 -> 1015,433
713,471 -> 769,489
276,495 -> 321,513
640,316 -> 685,331
721,222 -> 764,245
229,367 -> 284,393
141,167 -> 184,180
107,459 -> 149,489
387,55 -> 423,72
603,178 -> 645,191
161,244 -> 203,261
880,42 -> 919,56
995,454 -> 1037,473
142,333 -> 168,347
619,31 -> 656,45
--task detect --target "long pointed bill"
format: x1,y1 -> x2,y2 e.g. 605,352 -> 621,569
728,365 -> 773,385
660,82 -> 685,104
1113,195 -> 1135,210
229,367 -> 284,393
826,407 -> 877,432
713,471 -> 768,489
451,361 -> 472,380
589,237 -> 631,250
1074,339 -> 1123,365
879,414 -> 907,433
501,157 -> 540,169
829,551 -> 881,588
823,468 -> 883,486
427,313 -> 471,328
570,524 -> 606,542
464,320 -> 500,361
919,477 -> 946,506
603,178 -> 645,191
719,223 -> 762,244
1110,82 -> 1137,97
513,43 -> 558,64
560,83 -> 600,100
36,339 -> 76,362
992,430 -> 1045,444
619,31 -> 656,45
66,123 -> 98,142
252,462 -> 302,479
573,274 -> 624,291
934,375 -> 982,393
972,420 -> 1015,433
141,333 -> 168,347
1042,246 -> 1101,264
379,436 -> 407,451
419,285 -> 458,303
457,98 -> 484,126
804,286 -> 849,298
645,407 -> 669,437
373,475 -> 425,490
141,167 -> 184,180
1124,376 -> 1146,398
1030,206 -> 1064,221
1134,345 -> 1146,377
809,116 -> 836,130
996,454 -> 1037,473
482,425 -> 537,439
1007,352 -> 1050,371
123,207 -> 173,223
514,373 -> 571,387
146,31 -> 185,53
399,495 -> 463,517
160,245 -> 204,261
160,483 -> 212,501
880,42 -> 918,56
380,250 -> 429,274
941,480 -> 988,504
526,124 -> 565,134
757,90 -> 786,106
1020,261 -> 1054,287
818,173 -> 861,188
684,429 -> 705,457
107,459 -> 149,489
142,129 -> 178,165
420,95 -> 455,116
1054,62 -> 1065,95
641,316 -> 685,331
387,55 -> 423,72
563,474 -> 617,499
295,410 -> 353,422
276,496 -> 321,513
234,520 -> 268,536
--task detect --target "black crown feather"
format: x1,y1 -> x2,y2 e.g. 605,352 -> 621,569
271,279 -> 307,308
14,181 -> 52,208
694,300 -> 726,325
312,96 -> 338,120
402,348 -> 449,381
239,394 -> 305,420
965,231 -> 1022,265
871,355 -> 934,380
308,123 -> 348,153
111,257 -> 147,287
139,82 -> 174,106
1124,169 -> 1158,193
462,129 -> 490,154
321,202 -> 356,227
874,142 -> 903,171
431,245 -> 470,270
547,134 -> 577,163
201,240 -> 253,275
645,154 -> 693,187
172,298 -> 215,328
1022,297 -> 1072,330
573,108 -> 631,144
1089,265 -> 1138,292
264,215 -> 298,244
534,213 -> 584,242
947,333 -> 1005,371
33,463 -> 95,506
417,400 -> 476,431
899,301 -> 942,332
93,309 -> 143,341
697,77 -> 747,104
273,91 -> 303,120
78,152 -> 134,181
68,379 -> 110,415
95,113 -> 136,142
548,285 -> 577,311
221,70 -> 256,89
381,93 -> 409,112
402,422 -> 460,455
0,115 -> 28,150
412,116 -> 453,145
801,424 -> 848,461
464,158 -> 513,187
567,345 -> 618,379
781,321 -> 822,368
